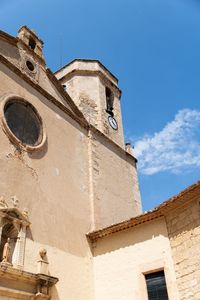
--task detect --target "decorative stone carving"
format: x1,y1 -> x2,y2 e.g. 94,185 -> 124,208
0,196 -> 8,208
12,224 -> 26,269
22,208 -> 29,220
2,238 -> 11,264
0,202 -> 30,269
39,248 -> 47,260
11,195 -> 19,208
37,248 -> 49,275
0,263 -> 58,299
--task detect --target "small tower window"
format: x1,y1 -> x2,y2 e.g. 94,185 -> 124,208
105,87 -> 114,117
28,37 -> 36,50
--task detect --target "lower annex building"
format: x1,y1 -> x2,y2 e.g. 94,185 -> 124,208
0,26 -> 199,300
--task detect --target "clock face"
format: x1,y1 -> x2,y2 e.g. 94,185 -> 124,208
108,116 -> 118,130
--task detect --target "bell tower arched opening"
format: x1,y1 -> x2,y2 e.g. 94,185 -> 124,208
105,87 -> 114,117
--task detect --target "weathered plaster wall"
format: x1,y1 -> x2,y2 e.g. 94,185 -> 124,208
57,61 -> 124,148
0,62 -> 94,300
93,218 -> 179,300
89,130 -> 142,229
166,198 -> 200,300
65,75 -> 100,128
98,79 -> 124,148
0,33 -> 143,300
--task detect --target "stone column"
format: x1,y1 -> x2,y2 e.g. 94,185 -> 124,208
0,217 -> 7,261
0,218 -> 4,243
12,223 -> 27,269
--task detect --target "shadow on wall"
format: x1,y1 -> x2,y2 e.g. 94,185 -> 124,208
28,138 -> 48,160
51,286 -> 59,300
93,217 -> 168,256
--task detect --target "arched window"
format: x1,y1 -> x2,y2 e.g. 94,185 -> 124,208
28,37 -> 36,50
105,87 -> 114,116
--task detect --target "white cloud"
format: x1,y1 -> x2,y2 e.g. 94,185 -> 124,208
133,109 -> 200,175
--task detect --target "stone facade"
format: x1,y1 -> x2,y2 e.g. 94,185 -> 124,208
0,26 -> 142,299
166,192 -> 200,300
55,60 -> 124,148
88,181 -> 200,300
0,26 -> 199,300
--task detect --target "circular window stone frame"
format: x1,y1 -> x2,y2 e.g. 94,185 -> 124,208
26,60 -> 35,72
1,95 -> 46,152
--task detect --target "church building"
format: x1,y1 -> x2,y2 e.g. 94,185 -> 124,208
0,26 -> 199,300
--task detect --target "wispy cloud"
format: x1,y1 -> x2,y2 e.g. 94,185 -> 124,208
133,109 -> 200,175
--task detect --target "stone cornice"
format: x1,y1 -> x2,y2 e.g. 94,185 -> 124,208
87,181 -> 200,242
58,69 -> 121,97
55,58 -> 119,83
0,263 -> 58,299
0,263 -> 58,285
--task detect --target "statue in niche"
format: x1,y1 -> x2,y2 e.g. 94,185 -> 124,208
2,238 -> 11,264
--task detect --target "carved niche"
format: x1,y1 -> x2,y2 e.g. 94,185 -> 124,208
0,197 -> 30,269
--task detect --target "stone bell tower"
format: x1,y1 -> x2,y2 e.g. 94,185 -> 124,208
55,59 -> 142,229
55,59 -> 124,148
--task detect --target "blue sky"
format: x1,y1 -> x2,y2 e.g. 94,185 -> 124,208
0,0 -> 200,211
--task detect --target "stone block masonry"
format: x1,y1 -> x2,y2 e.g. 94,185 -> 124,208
166,198 -> 200,300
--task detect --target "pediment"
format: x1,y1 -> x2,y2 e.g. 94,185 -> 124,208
0,29 -> 88,127
0,207 -> 30,224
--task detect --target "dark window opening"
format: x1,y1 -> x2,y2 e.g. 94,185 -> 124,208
26,60 -> 35,71
62,84 -> 67,91
105,87 -> 114,117
4,100 -> 42,146
28,38 -> 36,50
145,271 -> 169,300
